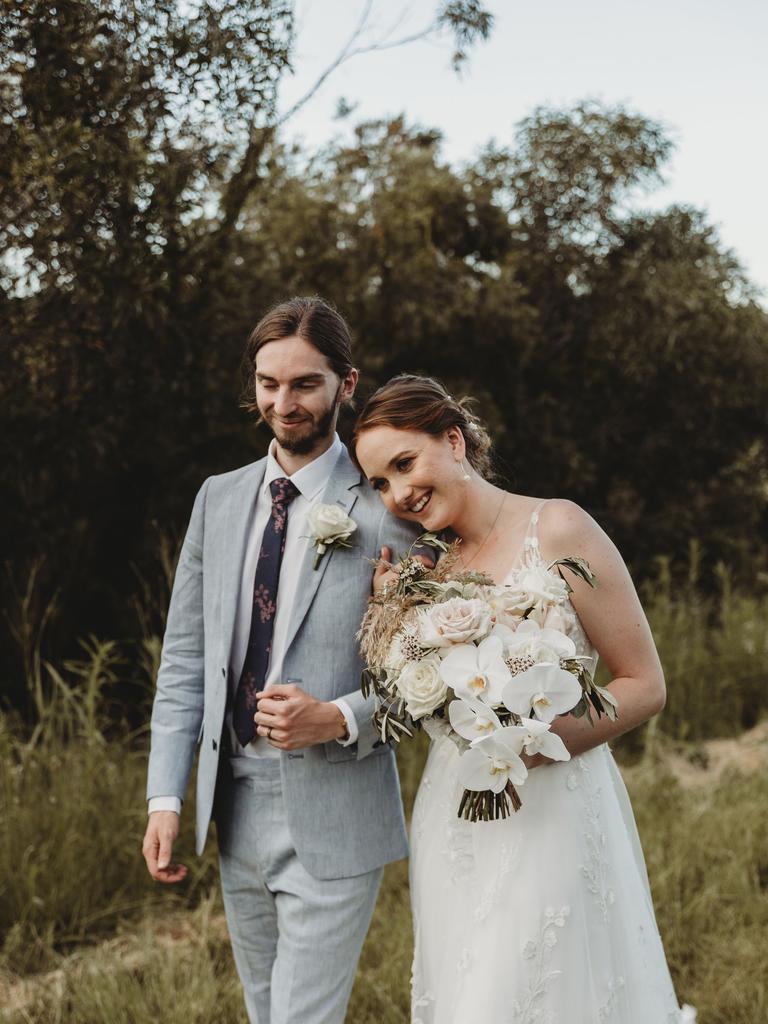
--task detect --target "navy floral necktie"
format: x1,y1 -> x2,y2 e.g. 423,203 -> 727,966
233,476 -> 300,746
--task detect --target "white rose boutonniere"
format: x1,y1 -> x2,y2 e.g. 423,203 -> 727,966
306,502 -> 358,569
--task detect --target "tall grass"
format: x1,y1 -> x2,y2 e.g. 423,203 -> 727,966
1,557 -> 766,1021
0,638 -> 217,976
643,548 -> 768,741
1,896 -> 244,1024
3,750 -> 766,1024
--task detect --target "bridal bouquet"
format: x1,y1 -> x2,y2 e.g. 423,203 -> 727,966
359,536 -> 618,821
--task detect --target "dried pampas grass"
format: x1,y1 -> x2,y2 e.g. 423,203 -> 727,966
357,543 -> 492,667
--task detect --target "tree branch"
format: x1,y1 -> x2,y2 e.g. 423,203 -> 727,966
277,1 -> 438,126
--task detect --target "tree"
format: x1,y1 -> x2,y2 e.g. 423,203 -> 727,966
441,104 -> 768,569
248,108 -> 768,573
0,0 -> 494,700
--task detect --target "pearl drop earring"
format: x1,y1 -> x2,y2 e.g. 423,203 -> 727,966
458,459 -> 470,481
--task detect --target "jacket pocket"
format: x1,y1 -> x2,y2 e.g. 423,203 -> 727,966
323,740 -> 357,763
322,739 -> 391,763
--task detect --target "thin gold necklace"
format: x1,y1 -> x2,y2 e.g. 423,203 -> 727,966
458,491 -> 507,570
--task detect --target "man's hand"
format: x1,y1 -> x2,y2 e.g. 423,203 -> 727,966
254,684 -> 347,750
142,811 -> 188,883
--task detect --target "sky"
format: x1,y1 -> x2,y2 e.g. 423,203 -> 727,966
277,0 -> 768,300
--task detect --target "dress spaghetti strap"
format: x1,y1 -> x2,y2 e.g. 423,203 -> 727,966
519,498 -> 549,569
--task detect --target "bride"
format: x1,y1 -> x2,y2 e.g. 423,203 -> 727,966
351,375 -> 695,1024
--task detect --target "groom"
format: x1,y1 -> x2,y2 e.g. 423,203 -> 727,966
142,297 -> 419,1024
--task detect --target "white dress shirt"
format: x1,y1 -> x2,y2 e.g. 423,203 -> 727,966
148,434 -> 358,815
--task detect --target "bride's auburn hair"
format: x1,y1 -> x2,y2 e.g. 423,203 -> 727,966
351,374 -> 494,479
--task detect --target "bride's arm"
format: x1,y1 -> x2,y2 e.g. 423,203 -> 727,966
530,498 -> 666,765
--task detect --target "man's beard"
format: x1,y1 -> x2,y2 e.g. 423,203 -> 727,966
265,391 -> 340,455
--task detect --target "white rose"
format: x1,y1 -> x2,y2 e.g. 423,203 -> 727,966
306,503 -> 357,543
395,656 -> 447,719
484,585 -> 527,626
416,597 -> 492,648
505,565 -> 569,615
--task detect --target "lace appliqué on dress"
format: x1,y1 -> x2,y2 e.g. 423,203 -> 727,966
567,756 -> 615,920
411,988 -> 436,1024
474,840 -> 518,922
410,915 -> 435,1024
598,976 -> 626,1020
509,905 -> 570,1024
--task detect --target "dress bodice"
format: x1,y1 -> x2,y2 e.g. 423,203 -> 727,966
504,499 -> 599,674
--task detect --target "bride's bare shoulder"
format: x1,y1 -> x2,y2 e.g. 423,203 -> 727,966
536,498 -> 611,561
538,497 -> 597,533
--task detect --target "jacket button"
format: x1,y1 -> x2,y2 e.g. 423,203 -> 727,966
212,738 -> 217,751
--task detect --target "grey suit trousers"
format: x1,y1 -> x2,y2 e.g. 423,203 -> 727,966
216,756 -> 383,1024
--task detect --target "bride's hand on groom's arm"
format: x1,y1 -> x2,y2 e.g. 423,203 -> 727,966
372,545 -> 433,595
372,547 -> 398,594
142,811 -> 188,884
254,684 -> 348,749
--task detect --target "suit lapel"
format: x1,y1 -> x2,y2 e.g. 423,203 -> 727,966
219,459 -> 266,670
283,448 -> 363,656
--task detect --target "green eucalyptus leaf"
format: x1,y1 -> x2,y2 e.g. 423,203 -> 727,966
549,556 -> 597,589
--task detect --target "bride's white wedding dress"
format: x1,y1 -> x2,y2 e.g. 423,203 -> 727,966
409,502 -> 695,1024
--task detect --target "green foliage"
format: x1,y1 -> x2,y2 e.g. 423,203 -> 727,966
2,723 -> 766,1023
640,552 -> 768,742
0,639 -> 218,975
2,898 -> 245,1024
1,1 -> 766,694
628,765 -> 768,1024
437,0 -> 494,70
0,0 -> 497,691
1,571 -> 765,982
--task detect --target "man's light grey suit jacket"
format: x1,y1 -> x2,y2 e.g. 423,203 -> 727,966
147,445 -> 419,880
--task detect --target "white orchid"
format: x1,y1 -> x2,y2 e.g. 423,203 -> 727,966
458,727 -> 528,793
500,618 -> 577,664
448,698 -> 502,742
439,634 -> 511,707
518,716 -> 571,761
502,663 -> 583,724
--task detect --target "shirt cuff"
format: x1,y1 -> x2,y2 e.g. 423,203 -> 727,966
332,697 -> 358,747
148,796 -> 182,815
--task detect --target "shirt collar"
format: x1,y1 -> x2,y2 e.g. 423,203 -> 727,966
263,433 -> 343,503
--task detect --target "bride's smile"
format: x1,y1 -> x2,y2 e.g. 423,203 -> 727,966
408,490 -> 432,514
355,421 -> 515,572
354,424 -> 466,532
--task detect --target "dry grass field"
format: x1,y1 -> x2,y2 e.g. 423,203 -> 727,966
2,574 -> 767,1023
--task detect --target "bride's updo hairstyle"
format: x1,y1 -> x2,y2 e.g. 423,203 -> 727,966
351,374 -> 494,479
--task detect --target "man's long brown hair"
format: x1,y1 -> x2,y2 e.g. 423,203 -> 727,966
240,296 -> 355,415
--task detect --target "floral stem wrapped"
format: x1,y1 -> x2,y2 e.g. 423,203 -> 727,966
359,536 -> 616,822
